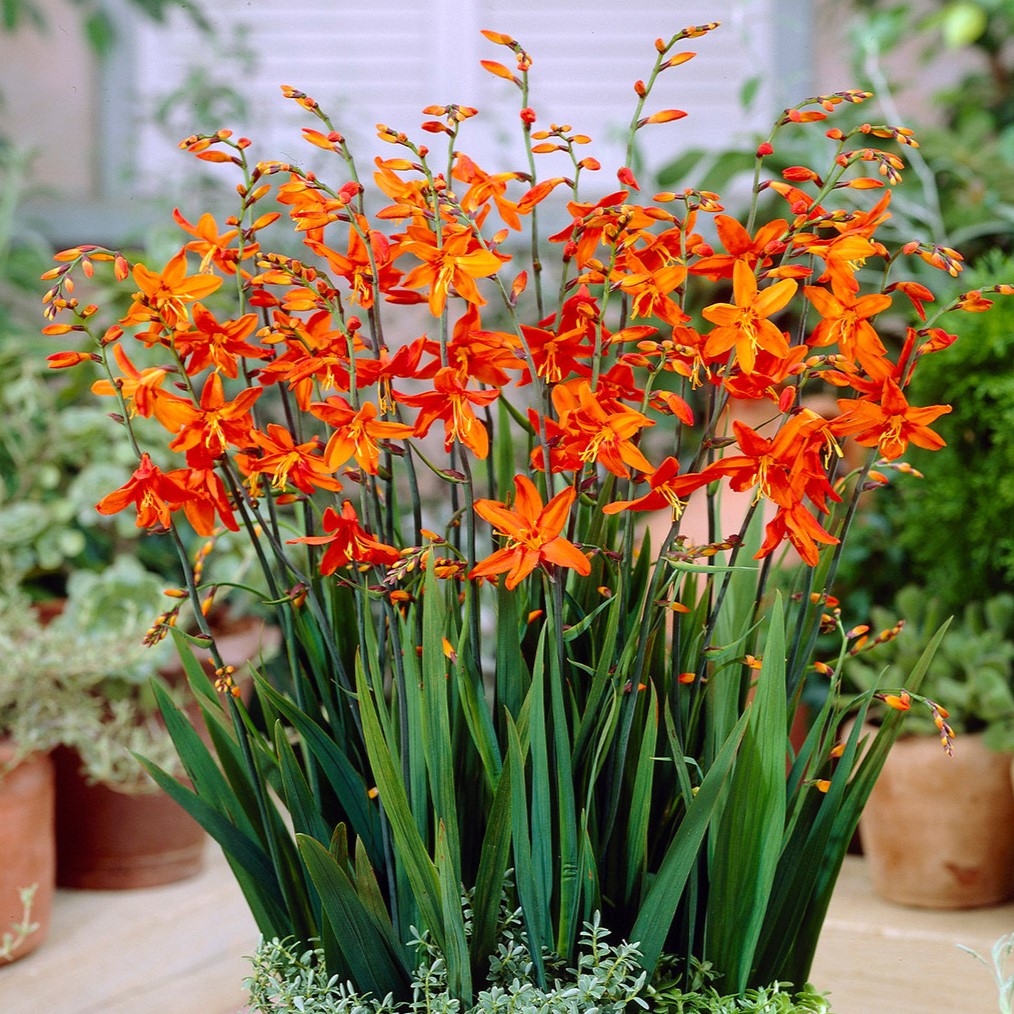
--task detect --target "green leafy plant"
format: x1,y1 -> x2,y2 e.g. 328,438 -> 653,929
843,0 -> 1014,261
0,580 -> 191,785
0,885 -> 39,964
245,916 -> 833,1013
41,21 -> 982,1006
960,930 -> 1014,1014
0,0 -> 210,58
874,251 -> 1014,608
844,586 -> 1014,750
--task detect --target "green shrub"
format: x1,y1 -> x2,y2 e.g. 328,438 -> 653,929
883,251 -> 1014,611
244,914 -> 834,1013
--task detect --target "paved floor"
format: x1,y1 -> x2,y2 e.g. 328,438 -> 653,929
1,845 -> 1011,1012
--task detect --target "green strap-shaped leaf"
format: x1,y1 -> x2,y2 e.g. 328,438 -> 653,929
705,598 -> 788,992
470,751 -> 514,978
421,557 -> 461,887
356,656 -> 445,950
437,820 -> 473,1003
624,682 -> 659,904
630,707 -> 748,973
526,630 -> 553,943
296,834 -> 412,1001
254,673 -> 382,859
505,712 -> 548,986
274,722 -> 335,846
137,756 -> 289,935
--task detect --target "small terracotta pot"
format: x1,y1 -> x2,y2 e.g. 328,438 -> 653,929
859,728 -> 1014,908
0,742 -> 55,961
54,747 -> 206,890
52,612 -> 276,890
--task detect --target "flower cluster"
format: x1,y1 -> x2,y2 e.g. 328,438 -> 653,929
44,82 -> 958,577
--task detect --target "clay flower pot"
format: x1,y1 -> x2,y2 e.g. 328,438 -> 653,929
52,613 -> 277,890
859,729 -> 1014,908
0,741 -> 55,962
53,746 -> 206,890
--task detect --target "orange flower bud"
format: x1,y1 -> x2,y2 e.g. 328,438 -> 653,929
480,59 -> 519,85
480,29 -> 515,46
641,109 -> 688,125
510,271 -> 527,305
46,350 -> 99,368
879,690 -> 911,711
617,166 -> 640,191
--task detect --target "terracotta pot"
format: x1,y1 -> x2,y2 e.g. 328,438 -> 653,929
52,611 -> 276,890
0,742 -> 55,962
859,728 -> 1014,908
54,747 -> 206,890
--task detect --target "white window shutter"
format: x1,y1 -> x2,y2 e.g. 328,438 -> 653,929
128,0 -> 808,195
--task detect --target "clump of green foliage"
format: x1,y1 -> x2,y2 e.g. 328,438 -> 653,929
884,252 -> 1014,609
245,913 -> 834,1013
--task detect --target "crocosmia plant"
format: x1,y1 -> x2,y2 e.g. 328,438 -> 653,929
41,22 -> 996,1004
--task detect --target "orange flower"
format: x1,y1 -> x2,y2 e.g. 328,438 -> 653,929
537,381 -> 655,478
876,690 -> 911,712
688,214 -> 789,280
397,366 -> 500,459
91,343 -> 177,424
167,466 -> 239,535
353,335 -> 436,410
395,223 -> 505,315
805,281 -> 892,380
470,475 -> 590,589
173,304 -> 269,378
172,208 -> 259,275
452,153 -> 523,231
601,456 -> 712,518
831,378 -> 951,461
756,501 -> 839,567
310,396 -> 414,474
707,410 -> 839,513
161,372 -> 262,468
120,248 -> 222,336
519,286 -> 601,384
263,310 -> 359,409
616,252 -> 688,325
702,260 -> 796,374
442,306 -> 525,386
290,501 -> 401,573
307,215 -> 403,309
95,453 -> 190,530
235,423 -> 343,494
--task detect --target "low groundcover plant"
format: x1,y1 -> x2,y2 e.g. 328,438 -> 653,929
39,21 -> 1003,1006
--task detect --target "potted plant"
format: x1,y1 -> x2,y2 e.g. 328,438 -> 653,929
0,592 -> 56,964
0,330 -> 278,888
244,924 -> 835,1012
845,586 -> 1014,908
36,556 -> 277,889
39,21 -> 1004,1005
0,585 -> 129,962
